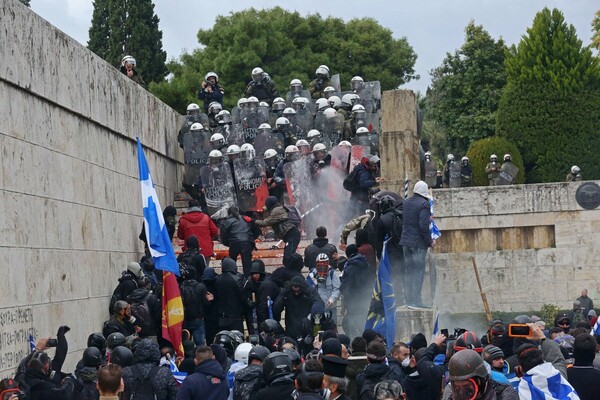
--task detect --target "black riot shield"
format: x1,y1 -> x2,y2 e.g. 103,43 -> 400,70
183,129 -> 211,185
449,161 -> 462,188
495,163 -> 519,185
200,163 -> 238,219
234,158 -> 269,212
424,160 -> 438,188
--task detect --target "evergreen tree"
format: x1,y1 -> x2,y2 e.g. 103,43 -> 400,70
496,8 -> 600,182
88,0 -> 167,85
426,21 -> 506,155
593,10 -> 600,53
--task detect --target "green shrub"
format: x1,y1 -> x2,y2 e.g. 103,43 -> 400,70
465,136 -> 525,186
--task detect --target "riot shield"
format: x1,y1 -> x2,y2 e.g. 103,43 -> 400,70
200,163 -> 238,220
258,105 -> 270,125
424,160 -> 437,188
295,109 -> 314,134
322,114 -> 345,147
231,107 -> 242,125
356,81 -> 381,114
182,129 -> 211,185
222,123 -> 244,146
283,158 -> 319,215
351,132 -> 372,150
286,90 -> 311,106
495,163 -> 519,185
330,146 -> 351,175
234,158 -> 269,212
349,145 -> 369,172
254,132 -> 285,164
449,161 -> 462,188
330,74 -> 342,92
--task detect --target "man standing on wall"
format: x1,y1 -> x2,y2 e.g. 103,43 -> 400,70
399,181 -> 435,309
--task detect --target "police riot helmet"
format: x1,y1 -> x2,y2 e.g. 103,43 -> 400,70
315,98 -> 330,111
272,97 -> 287,112
258,123 -> 272,135
447,154 -> 455,161
106,332 -> 126,350
208,149 -> 223,161
226,145 -> 241,156
216,110 -> 231,125
323,108 -> 338,119
121,55 -> 136,67
292,97 -> 309,111
462,156 -> 469,163
296,140 -> 311,155
490,154 -> 498,161
290,78 -> 303,92
237,97 -> 248,108
261,319 -> 284,335
424,151 -> 432,160
351,76 -> 364,90
82,346 -> 103,367
248,345 -> 271,363
87,332 -> 107,353
571,165 -> 580,174
283,107 -> 296,118
251,67 -> 264,82
262,352 -> 293,384
315,65 -> 329,79
338,140 -> 352,148
296,139 -> 310,147
263,149 -> 278,161
285,145 -> 300,161
210,133 -> 225,148
205,71 -> 219,82
186,103 -> 200,115
356,127 -> 369,136
312,143 -> 327,153
503,154 -> 511,161
342,93 -> 360,108
307,129 -> 321,139
190,122 -> 204,132
276,117 -> 290,129
208,101 -> 222,114
328,95 -> 342,109
110,346 -> 133,367
323,86 -> 336,98
240,143 -> 255,159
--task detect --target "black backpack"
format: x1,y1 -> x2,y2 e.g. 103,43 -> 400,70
390,208 -> 403,243
343,167 -> 361,192
129,292 -> 153,336
283,205 -> 302,228
180,280 -> 200,319
129,365 -> 160,400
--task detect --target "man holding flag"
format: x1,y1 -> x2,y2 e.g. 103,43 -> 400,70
137,138 -> 184,358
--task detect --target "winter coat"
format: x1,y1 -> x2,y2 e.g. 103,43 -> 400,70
244,77 -> 279,103
310,267 -> 341,306
346,353 -> 369,400
253,377 -> 295,400
180,279 -> 209,321
340,213 -> 372,244
176,359 -> 228,400
403,371 -> 434,400
349,164 -> 377,204
356,363 -> 400,400
233,364 -> 262,400
255,205 -> 294,239
416,344 -> 447,400
376,206 -> 403,255
102,315 -> 136,338
273,276 -> 324,341
399,194 -> 432,249
253,275 -> 281,322
220,215 -> 255,245
177,249 -> 207,279
214,259 -> 247,319
308,77 -> 332,99
126,288 -> 161,337
341,254 -> 373,305
357,243 -> 377,272
74,366 -> 99,400
567,361 -> 600,400
177,209 -> 219,257
109,271 -> 139,313
197,83 -> 225,112
304,237 -> 338,271
22,368 -> 78,400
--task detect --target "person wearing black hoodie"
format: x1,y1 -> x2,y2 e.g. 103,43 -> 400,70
273,275 -> 324,342
122,339 -> 178,400
202,268 -> 220,345
304,226 -> 338,271
180,268 -> 213,346
340,245 -> 373,339
177,346 -> 228,400
214,258 -> 247,332
254,352 -> 295,400
245,259 -> 268,329
356,341 -> 400,400
403,348 -> 434,400
416,333 -> 447,400
126,276 -> 162,339
220,206 -> 260,276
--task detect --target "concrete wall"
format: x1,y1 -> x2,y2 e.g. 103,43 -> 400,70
432,183 -> 600,315
0,0 -> 183,376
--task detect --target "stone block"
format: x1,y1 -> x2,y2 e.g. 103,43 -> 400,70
535,248 -> 573,267
395,308 -> 434,342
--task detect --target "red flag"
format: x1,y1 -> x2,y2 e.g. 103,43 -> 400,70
161,271 -> 184,358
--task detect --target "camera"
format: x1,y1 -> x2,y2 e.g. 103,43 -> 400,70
508,324 -> 532,338
440,328 -> 467,340
46,339 -> 58,347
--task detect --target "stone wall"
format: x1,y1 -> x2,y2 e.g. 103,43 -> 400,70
431,182 -> 600,315
0,0 -> 183,376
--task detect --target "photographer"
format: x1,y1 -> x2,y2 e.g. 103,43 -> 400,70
15,326 -> 79,400
197,71 -> 224,113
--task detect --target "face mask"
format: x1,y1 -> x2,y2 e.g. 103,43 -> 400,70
401,357 -> 410,368
316,263 -> 329,284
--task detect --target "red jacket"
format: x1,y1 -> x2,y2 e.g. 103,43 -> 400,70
177,211 -> 218,257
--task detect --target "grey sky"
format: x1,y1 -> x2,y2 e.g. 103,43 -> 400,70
30,0 -> 598,93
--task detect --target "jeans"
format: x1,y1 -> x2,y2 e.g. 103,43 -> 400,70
229,241 -> 254,276
184,318 -> 206,346
283,227 -> 301,264
402,246 -> 428,305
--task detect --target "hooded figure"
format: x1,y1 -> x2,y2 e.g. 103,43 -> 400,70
273,275 -> 324,342
214,258 -> 247,332
121,339 -> 178,400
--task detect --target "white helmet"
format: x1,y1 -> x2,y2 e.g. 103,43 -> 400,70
190,123 -> 204,132
338,140 -> 352,147
351,76 -> 364,90
285,145 -> 300,155
490,154 -> 498,161
264,148 -> 278,159
462,156 -> 469,162
316,253 -> 330,264
209,149 -> 223,158
312,143 -> 327,152
186,103 -> 200,112
307,129 -> 321,139
240,143 -> 255,158
216,110 -> 231,124
210,133 -> 225,147
227,145 -> 241,155
356,127 -> 369,136
272,97 -> 286,112
258,123 -> 272,131
425,151 -> 432,157
247,96 -> 259,104
290,78 -> 303,91
234,343 -> 253,364
237,98 -> 248,108
283,107 -> 296,116
328,95 -> 342,109
342,93 -> 359,107
208,101 -> 222,114
121,55 -> 136,67
205,71 -> 218,82
296,139 -> 310,147
447,154 -> 455,161
292,97 -> 309,110
251,67 -> 264,81
315,65 -> 329,78
276,117 -> 290,128
504,154 -> 511,161
323,86 -> 336,98
323,108 -> 338,119
259,101 -> 269,108
571,165 -> 580,174
315,98 -> 330,111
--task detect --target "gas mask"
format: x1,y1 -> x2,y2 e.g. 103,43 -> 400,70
316,261 -> 329,284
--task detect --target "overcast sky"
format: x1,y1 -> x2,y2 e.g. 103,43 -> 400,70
30,0 -> 598,93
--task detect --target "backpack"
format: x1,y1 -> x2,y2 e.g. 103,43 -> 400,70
390,208 -> 403,243
180,280 -> 200,319
283,205 -> 302,228
109,274 -> 138,315
129,292 -> 153,336
343,167 -> 360,192
129,365 -> 160,400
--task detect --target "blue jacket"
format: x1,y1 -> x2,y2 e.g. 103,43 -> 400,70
176,359 -> 229,400
399,194 -> 432,249
350,164 -> 377,203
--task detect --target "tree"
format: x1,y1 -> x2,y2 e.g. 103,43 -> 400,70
88,0 -> 167,85
496,8 -> 600,182
593,10 -> 600,53
425,21 -> 506,155
149,7 -> 418,113
465,136 -> 525,186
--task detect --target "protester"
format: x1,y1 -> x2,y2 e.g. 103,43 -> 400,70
176,346 -> 228,400
177,200 -> 219,261
255,196 -> 301,263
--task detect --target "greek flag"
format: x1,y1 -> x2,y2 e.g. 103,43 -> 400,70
429,198 -> 441,240
591,318 -> 600,336
518,362 -> 579,400
137,138 -> 179,275
431,311 -> 439,342
168,356 -> 187,385
364,238 -> 396,346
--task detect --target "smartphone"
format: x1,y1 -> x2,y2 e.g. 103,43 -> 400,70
46,339 -> 58,347
440,329 -> 449,338
508,324 -> 532,338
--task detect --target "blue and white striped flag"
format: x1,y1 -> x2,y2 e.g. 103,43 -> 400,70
429,198 -> 441,240
431,311 -> 439,342
29,334 -> 35,352
168,356 -> 187,385
518,362 -> 579,400
137,138 -> 179,275
591,318 -> 600,336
